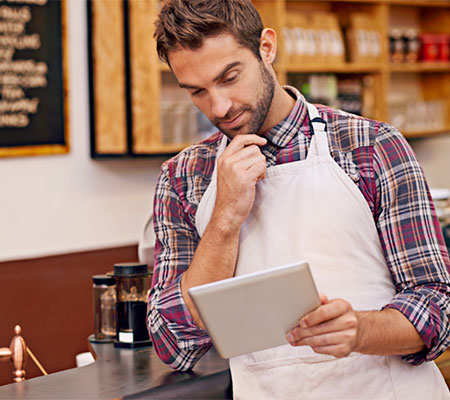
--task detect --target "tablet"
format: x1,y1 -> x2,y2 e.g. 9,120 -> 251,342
188,261 -> 320,359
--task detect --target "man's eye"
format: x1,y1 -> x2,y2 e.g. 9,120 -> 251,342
223,75 -> 237,84
191,89 -> 204,97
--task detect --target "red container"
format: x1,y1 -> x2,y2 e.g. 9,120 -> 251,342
436,34 -> 450,62
420,33 -> 439,61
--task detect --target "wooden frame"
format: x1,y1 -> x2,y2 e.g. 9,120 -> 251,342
0,0 -> 69,158
88,0 -> 171,158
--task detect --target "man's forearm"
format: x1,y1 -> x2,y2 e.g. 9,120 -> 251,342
355,308 -> 425,356
181,214 -> 241,328
181,135 -> 268,328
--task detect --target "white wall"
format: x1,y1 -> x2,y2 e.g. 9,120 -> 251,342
0,1 -> 162,262
410,137 -> 450,189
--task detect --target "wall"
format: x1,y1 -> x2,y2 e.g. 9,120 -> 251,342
410,136 -> 450,189
0,0 -> 163,263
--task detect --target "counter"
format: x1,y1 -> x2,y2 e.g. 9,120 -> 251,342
0,342 -> 231,399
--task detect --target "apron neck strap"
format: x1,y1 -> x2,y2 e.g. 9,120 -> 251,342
306,103 -> 330,158
218,134 -> 229,155
211,134 -> 229,180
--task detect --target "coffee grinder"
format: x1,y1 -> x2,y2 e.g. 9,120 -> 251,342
112,262 -> 152,348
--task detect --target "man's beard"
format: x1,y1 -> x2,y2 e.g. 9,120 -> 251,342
213,62 -> 275,137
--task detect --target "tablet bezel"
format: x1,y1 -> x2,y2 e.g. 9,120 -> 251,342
188,261 -> 320,359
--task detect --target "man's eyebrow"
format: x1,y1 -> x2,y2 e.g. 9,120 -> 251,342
178,61 -> 242,90
212,61 -> 242,82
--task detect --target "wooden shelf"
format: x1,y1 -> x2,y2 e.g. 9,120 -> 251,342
387,0 -> 450,7
285,63 -> 383,74
390,62 -> 450,73
134,143 -> 191,155
332,0 -> 450,4
285,0 -> 382,3
159,63 -> 171,72
403,127 -> 450,138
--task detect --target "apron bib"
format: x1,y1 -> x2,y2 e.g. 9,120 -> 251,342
195,103 -> 449,399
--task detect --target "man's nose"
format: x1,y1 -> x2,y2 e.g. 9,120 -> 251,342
210,91 -> 232,119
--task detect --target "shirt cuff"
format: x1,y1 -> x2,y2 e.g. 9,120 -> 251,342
156,274 -> 211,350
383,288 -> 449,365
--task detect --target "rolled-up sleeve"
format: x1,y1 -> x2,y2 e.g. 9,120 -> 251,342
374,123 -> 450,364
147,161 -> 212,371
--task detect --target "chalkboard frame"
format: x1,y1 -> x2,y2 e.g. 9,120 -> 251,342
0,0 -> 69,158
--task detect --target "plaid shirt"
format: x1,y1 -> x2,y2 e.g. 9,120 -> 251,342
148,86 -> 450,371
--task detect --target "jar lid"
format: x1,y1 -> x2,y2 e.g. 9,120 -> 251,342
389,28 -> 402,38
419,33 -> 437,42
92,275 -> 115,286
431,188 -> 450,201
113,262 -> 150,277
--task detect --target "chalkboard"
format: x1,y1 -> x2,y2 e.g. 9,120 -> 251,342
0,0 -> 68,157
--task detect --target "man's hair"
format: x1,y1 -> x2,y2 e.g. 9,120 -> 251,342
154,0 -> 264,64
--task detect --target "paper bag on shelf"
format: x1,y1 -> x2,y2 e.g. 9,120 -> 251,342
344,13 -> 382,64
287,13 -> 316,66
312,12 -> 345,66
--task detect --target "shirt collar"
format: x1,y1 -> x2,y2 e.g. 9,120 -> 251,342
262,85 -> 308,148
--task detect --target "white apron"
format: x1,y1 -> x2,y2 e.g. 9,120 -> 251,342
195,103 -> 449,399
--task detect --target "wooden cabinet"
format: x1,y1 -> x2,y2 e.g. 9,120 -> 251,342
88,0 -> 450,157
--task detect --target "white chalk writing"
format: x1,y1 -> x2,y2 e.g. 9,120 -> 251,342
0,1 -> 47,128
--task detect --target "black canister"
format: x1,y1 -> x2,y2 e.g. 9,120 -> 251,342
113,262 -> 152,348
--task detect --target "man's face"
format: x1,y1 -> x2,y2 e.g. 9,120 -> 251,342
168,33 -> 275,138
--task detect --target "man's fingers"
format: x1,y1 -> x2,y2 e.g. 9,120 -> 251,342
218,140 -> 266,183
246,159 -> 266,182
224,153 -> 266,180
222,144 -> 265,166
290,329 -> 354,348
299,299 -> 351,328
319,292 -> 329,305
223,134 -> 267,155
285,297 -> 357,358
309,343 -> 354,359
287,313 -> 357,343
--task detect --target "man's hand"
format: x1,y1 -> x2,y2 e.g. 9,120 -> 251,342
286,294 -> 358,358
286,293 -> 426,358
212,134 -> 267,232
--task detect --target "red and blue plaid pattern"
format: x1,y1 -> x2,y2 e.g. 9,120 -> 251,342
148,87 -> 450,371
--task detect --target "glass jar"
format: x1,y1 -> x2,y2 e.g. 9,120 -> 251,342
420,33 -> 439,62
403,29 -> 420,63
92,275 -> 116,342
431,188 -> 450,250
389,28 -> 404,63
431,189 -> 450,226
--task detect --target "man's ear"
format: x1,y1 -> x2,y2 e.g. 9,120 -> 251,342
259,28 -> 277,65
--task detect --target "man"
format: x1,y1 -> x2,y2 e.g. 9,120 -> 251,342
147,0 -> 450,398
